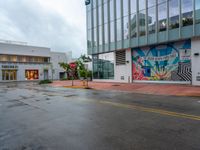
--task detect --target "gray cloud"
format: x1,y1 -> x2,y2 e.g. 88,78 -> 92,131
0,0 -> 87,57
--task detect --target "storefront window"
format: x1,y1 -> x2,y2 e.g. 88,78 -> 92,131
104,2 -> 108,23
2,70 -> 17,81
93,52 -> 114,79
25,70 -> 39,80
182,0 -> 193,26
169,0 -> 179,29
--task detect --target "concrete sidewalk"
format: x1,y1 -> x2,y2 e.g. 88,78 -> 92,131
51,80 -> 200,97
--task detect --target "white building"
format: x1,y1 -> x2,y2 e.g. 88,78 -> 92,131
0,41 -> 69,82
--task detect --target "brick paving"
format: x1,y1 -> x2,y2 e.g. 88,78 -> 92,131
51,80 -> 200,97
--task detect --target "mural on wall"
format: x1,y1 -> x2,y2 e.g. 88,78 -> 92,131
132,40 -> 192,81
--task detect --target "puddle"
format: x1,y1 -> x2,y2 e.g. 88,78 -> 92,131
64,95 -> 77,98
7,102 -> 28,108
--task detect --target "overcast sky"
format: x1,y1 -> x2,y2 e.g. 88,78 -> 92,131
0,0 -> 87,58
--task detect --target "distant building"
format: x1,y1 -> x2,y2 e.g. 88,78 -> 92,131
0,40 -> 70,82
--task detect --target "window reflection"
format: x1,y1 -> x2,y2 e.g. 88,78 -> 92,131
123,0 -> 129,16
93,53 -> 114,79
123,16 -> 129,39
139,10 -> 146,36
182,0 -> 193,26
131,0 -> 136,14
158,1 -> 167,31
131,13 -> 137,38
148,5 -> 156,34
169,0 -> 179,29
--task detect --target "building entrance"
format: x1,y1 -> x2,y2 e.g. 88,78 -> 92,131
2,70 -> 17,81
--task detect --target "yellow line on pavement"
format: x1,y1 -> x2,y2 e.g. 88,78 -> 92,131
99,101 -> 200,121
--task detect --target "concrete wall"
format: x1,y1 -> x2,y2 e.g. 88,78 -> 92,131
191,38 -> 200,86
0,43 -> 51,57
50,52 -> 68,80
114,49 -> 132,83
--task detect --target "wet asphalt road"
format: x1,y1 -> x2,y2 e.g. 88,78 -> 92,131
0,82 -> 200,150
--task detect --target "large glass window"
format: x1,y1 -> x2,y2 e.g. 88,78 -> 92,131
98,5 -> 102,25
131,13 -> 137,38
99,25 -> 103,45
169,0 -> 179,29
131,0 -> 136,14
94,27 -> 97,47
110,21 -> 115,42
139,10 -> 146,36
148,5 -> 156,34
123,0 -> 129,16
116,0 -> 121,19
123,16 -> 129,39
104,23 -> 108,44
110,0 -> 114,21
195,0 -> 200,24
87,11 -> 92,29
93,8 -> 97,27
182,0 -> 193,26
116,19 -> 122,41
158,1 -> 167,31
139,0 -> 146,10
93,0 -> 96,8
104,2 -> 108,23
93,53 -> 114,79
87,29 -> 92,48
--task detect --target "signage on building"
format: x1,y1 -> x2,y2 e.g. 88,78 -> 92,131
144,53 -> 177,61
179,49 -> 191,61
85,0 -> 90,5
1,65 -> 18,69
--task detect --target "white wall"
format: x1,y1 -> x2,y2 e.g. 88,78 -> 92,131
114,49 -> 132,83
191,38 -> 200,86
0,43 -> 51,57
50,52 -> 68,80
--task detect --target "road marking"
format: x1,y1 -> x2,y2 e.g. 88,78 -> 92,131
98,101 -> 200,121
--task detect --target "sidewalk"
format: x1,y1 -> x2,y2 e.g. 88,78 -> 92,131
51,80 -> 200,97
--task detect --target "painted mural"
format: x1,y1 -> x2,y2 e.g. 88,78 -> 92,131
132,40 -> 192,81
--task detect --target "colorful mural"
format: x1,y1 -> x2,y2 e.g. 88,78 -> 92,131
132,40 -> 192,81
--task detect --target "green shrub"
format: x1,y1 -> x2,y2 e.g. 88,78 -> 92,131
39,79 -> 52,84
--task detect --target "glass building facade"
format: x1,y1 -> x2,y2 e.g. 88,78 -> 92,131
86,0 -> 200,80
